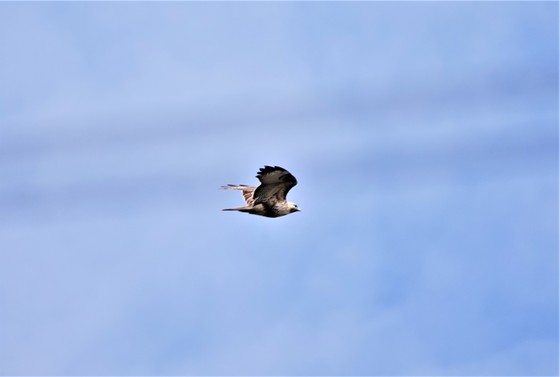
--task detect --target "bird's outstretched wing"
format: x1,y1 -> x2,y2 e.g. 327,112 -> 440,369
253,165 -> 297,204
221,184 -> 256,207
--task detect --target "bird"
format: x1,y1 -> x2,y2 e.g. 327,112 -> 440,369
222,165 -> 300,218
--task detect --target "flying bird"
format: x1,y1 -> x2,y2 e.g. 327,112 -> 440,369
222,165 -> 300,218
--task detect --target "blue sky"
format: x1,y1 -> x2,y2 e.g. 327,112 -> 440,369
0,2 -> 558,376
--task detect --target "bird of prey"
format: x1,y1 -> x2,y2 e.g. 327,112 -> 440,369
222,165 -> 300,218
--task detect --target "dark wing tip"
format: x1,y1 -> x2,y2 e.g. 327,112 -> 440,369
256,165 -> 288,178
255,165 -> 297,186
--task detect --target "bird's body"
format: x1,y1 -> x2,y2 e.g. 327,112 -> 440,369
222,166 -> 300,218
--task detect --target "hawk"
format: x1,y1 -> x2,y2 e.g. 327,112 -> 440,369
222,165 -> 300,218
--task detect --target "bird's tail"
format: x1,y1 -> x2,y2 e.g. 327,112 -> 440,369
222,206 -> 252,212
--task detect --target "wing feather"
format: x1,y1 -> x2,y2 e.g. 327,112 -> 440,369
253,166 -> 297,204
221,184 -> 256,207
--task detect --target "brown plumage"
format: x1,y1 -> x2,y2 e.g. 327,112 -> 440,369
222,166 -> 300,218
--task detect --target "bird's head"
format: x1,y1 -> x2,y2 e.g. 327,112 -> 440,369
288,202 -> 301,213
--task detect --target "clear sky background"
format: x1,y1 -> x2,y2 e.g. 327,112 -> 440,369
0,2 -> 558,376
